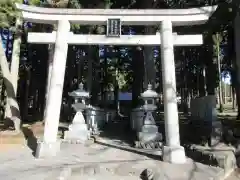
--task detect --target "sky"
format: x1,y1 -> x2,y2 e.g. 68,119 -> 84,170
1,29 -> 13,60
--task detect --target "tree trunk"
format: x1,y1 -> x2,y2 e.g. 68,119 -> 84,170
114,66 -> 119,112
205,39 -> 217,96
141,0 -> 157,90
234,11 -> 240,119
202,66 -> 207,96
23,67 -> 31,121
143,40 -> 156,90
0,36 -> 21,132
232,85 -> 236,109
87,1 -> 111,105
87,46 -> 93,94
132,48 -> 144,108
216,38 -> 224,112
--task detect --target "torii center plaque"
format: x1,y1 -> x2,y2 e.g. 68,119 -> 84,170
106,18 -> 121,37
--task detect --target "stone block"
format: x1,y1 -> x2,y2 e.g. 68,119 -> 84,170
189,95 -> 222,146
64,123 -> 90,144
190,95 -> 217,122
141,125 -> 158,133
188,144 -> 236,177
138,130 -> 162,143
208,121 -> 223,146
130,108 -> 145,132
163,145 -> 186,164
213,151 -> 236,176
35,140 -> 61,158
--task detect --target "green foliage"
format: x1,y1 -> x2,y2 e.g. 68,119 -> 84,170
68,0 -> 82,8
28,0 -> 42,6
0,0 -> 22,28
212,32 -> 223,57
116,71 -> 128,91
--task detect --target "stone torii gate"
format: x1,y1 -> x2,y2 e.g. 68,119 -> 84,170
16,4 -> 217,164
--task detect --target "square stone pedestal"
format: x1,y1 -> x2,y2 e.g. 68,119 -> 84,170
163,145 -> 186,164
35,140 -> 61,158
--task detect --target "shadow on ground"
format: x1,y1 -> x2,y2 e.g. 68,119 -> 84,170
95,140 -> 162,161
95,117 -> 163,161
21,127 -> 38,156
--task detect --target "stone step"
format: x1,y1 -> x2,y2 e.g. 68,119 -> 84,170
187,144 -> 236,179
58,165 -> 224,180
51,156 -> 225,180
69,175 -> 140,180
64,171 -> 224,180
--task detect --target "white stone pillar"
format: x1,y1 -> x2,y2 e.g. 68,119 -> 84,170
36,20 -> 70,158
43,44 -> 54,121
160,20 -> 186,164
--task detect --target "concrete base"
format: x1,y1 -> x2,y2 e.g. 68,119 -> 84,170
163,145 -> 186,164
35,140 -> 61,158
64,123 -> 90,144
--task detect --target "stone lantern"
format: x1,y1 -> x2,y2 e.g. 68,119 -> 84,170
64,83 -> 90,143
136,84 -> 162,148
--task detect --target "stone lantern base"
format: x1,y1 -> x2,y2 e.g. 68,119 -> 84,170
138,126 -> 162,142
135,112 -> 162,149
64,111 -> 90,143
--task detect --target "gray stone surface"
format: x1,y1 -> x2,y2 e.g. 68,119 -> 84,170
35,140 -> 61,158
189,143 -> 236,178
189,96 -> 223,146
190,95 -> 217,122
225,170 -> 240,180
131,108 -> 145,132
163,145 -> 186,164
209,121 -> 223,146
0,142 -> 230,180
64,123 -> 89,143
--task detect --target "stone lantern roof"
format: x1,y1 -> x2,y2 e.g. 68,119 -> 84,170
68,83 -> 90,98
141,84 -> 158,98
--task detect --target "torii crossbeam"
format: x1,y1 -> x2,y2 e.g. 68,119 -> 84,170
28,32 -> 203,46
